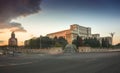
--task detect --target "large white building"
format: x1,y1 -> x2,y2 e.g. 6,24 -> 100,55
47,24 -> 112,45
47,24 -> 91,43
24,24 -> 112,46
70,24 -> 91,40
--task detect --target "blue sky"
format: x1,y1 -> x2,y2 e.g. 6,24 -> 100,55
13,0 -> 120,44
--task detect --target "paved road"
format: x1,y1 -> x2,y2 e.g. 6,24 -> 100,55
0,52 -> 120,73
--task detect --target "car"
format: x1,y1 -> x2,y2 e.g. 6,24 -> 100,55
0,52 -> 3,55
8,51 -> 14,55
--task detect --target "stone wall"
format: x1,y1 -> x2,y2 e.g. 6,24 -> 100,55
78,47 -> 120,52
0,47 -> 63,55
0,47 -> 120,55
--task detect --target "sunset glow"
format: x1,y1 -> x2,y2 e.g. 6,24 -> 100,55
0,0 -> 120,46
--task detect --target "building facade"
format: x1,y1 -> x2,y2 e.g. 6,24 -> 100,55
47,24 -> 91,43
92,34 -> 100,39
70,24 -> 91,40
100,37 -> 112,46
24,24 -> 112,47
8,32 -> 18,47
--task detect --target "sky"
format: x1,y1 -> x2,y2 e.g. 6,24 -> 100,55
0,0 -> 120,46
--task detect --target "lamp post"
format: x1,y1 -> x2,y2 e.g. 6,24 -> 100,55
40,35 -> 42,49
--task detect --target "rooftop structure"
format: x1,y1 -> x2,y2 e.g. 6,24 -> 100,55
8,32 -> 18,47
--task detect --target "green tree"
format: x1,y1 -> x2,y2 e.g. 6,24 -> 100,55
25,36 -> 55,49
84,38 -> 100,48
53,36 -> 68,49
72,36 -> 83,49
102,38 -> 111,48
40,37 -> 54,49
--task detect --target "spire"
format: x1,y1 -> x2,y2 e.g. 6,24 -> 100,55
11,31 -> 15,38
9,31 -> 18,47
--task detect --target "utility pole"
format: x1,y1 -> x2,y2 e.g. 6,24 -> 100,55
110,32 -> 115,45
40,35 -> 42,49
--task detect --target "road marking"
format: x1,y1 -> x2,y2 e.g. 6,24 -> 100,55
0,65 -> 5,67
0,62 -> 33,67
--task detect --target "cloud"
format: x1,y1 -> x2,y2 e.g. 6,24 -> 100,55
0,0 -> 42,32
0,22 -> 27,32
0,32 -> 4,33
10,22 -> 27,32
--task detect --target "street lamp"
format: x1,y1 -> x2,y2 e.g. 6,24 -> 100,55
40,35 -> 42,49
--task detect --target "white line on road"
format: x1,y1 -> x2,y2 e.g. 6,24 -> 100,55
0,62 -> 33,67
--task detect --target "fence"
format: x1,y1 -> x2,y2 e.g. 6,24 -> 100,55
78,47 -> 120,52
0,47 -> 120,55
0,47 -> 63,55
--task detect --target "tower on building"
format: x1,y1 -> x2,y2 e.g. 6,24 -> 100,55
8,32 -> 18,47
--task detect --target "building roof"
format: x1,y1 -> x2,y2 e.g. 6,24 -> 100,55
47,29 -> 70,35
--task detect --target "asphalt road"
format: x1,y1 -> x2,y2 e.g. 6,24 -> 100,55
0,52 -> 120,73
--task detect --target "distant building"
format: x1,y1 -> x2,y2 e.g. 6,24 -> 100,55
71,24 -> 91,39
92,34 -> 100,39
8,32 -> 18,47
24,24 -> 113,48
47,24 -> 113,46
105,37 -> 112,45
100,37 -> 112,46
24,40 -> 30,47
24,37 -> 37,47
47,24 -> 91,43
